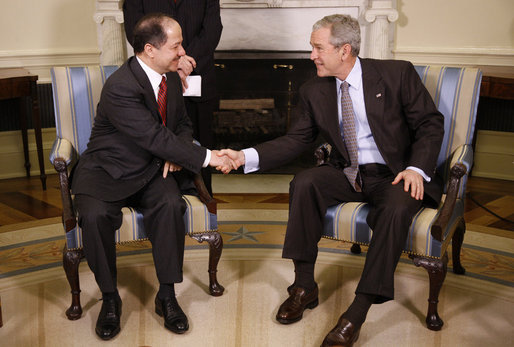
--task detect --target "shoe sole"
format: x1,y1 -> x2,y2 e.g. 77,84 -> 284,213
95,326 -> 120,341
276,298 -> 319,324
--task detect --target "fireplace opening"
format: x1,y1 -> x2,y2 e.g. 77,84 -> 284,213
213,54 -> 324,173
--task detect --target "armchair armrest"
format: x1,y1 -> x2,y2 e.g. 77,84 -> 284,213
430,145 -> 473,242
50,138 -> 78,233
191,139 -> 216,214
49,138 -> 76,166
449,144 -> 474,174
53,157 -> 76,233
193,173 -> 216,215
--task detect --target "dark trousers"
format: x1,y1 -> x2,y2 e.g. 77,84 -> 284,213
185,97 -> 217,195
282,164 -> 423,303
74,173 -> 187,293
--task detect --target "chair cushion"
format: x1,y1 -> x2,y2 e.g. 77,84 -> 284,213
65,195 -> 217,250
322,196 -> 464,258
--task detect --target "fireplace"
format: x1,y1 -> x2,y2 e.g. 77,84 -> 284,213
212,52 -> 322,172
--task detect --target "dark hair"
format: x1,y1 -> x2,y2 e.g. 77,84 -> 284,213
132,13 -> 174,54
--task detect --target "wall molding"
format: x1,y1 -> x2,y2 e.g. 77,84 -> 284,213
473,130 -> 514,181
0,48 -> 101,83
393,47 -> 514,77
219,0 -> 362,8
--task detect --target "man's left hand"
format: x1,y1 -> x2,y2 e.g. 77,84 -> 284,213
177,55 -> 197,91
392,169 -> 424,200
163,161 -> 182,178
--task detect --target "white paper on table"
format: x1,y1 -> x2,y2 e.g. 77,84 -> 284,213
183,75 -> 201,96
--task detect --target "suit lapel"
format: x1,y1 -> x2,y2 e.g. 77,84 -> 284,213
360,59 -> 385,137
129,57 -> 161,123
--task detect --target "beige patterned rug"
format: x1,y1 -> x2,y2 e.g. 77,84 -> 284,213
1,217 -> 513,346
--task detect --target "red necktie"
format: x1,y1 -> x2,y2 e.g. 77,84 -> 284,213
157,76 -> 167,125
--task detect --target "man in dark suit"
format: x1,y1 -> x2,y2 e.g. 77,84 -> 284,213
218,14 -> 444,346
72,14 -> 231,340
123,0 -> 223,195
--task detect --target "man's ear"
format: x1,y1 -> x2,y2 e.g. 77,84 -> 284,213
340,44 -> 352,61
144,43 -> 154,58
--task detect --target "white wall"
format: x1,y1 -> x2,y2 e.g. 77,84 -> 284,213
0,0 -> 100,82
394,0 -> 514,76
0,0 -> 512,79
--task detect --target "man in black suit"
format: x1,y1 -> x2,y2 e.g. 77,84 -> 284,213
218,14 -> 444,346
123,0 -> 223,195
72,13 -> 231,340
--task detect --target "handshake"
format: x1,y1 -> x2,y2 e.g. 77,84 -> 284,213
209,149 -> 245,174
162,149 -> 245,178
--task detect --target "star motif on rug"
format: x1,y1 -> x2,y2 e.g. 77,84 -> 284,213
222,226 -> 264,242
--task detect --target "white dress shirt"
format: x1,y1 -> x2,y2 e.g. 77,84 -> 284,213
243,57 -> 429,181
136,57 -> 210,167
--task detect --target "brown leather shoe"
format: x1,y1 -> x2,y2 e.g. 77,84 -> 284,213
276,284 -> 318,324
321,316 -> 360,347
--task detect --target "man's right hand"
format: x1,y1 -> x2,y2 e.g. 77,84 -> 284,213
217,149 -> 245,169
209,150 -> 237,174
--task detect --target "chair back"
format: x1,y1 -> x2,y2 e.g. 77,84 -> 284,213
414,65 -> 482,196
50,66 -> 119,156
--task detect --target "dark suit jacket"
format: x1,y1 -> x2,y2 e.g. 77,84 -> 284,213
123,0 -> 223,102
71,57 -> 207,201
255,59 -> 445,205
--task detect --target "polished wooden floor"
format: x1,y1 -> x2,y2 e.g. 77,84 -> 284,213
0,173 -> 513,235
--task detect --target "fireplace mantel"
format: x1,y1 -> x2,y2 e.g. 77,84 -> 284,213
219,0 -> 361,8
94,0 -> 397,65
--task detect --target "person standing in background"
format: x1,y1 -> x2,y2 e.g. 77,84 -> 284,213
124,0 -> 223,195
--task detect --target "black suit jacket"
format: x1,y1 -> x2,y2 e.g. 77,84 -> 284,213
255,59 -> 445,204
71,57 -> 207,201
123,0 -> 223,101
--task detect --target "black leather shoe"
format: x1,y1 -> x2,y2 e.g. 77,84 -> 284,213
321,317 -> 360,347
155,295 -> 189,334
276,284 -> 319,324
95,296 -> 122,340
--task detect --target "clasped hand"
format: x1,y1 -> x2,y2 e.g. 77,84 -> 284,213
209,149 -> 244,174
161,149 -> 243,178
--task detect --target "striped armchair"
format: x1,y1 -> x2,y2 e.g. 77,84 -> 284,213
49,66 -> 224,320
319,65 -> 482,330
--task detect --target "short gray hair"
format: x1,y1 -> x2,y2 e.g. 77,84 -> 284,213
312,14 -> 361,56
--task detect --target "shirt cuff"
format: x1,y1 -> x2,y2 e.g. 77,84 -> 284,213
242,148 -> 260,174
203,149 -> 211,168
406,166 -> 431,182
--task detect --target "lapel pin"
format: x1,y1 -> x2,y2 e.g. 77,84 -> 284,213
376,93 -> 382,98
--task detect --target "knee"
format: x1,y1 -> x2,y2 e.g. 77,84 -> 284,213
160,195 -> 187,215
290,169 -> 318,195
76,202 -> 112,226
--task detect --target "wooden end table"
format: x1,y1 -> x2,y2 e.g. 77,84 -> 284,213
0,68 -> 46,190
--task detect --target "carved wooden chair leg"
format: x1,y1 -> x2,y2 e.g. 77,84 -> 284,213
350,243 -> 362,254
63,247 -> 84,320
411,253 -> 448,331
190,231 -> 225,296
451,219 -> 466,275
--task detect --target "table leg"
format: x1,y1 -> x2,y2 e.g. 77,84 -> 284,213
18,98 -> 31,177
0,295 -> 3,327
30,81 -> 46,190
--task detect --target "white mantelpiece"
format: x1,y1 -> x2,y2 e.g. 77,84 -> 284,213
94,0 -> 397,61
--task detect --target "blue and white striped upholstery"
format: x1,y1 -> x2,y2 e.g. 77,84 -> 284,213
322,65 -> 482,258
49,66 -> 217,250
